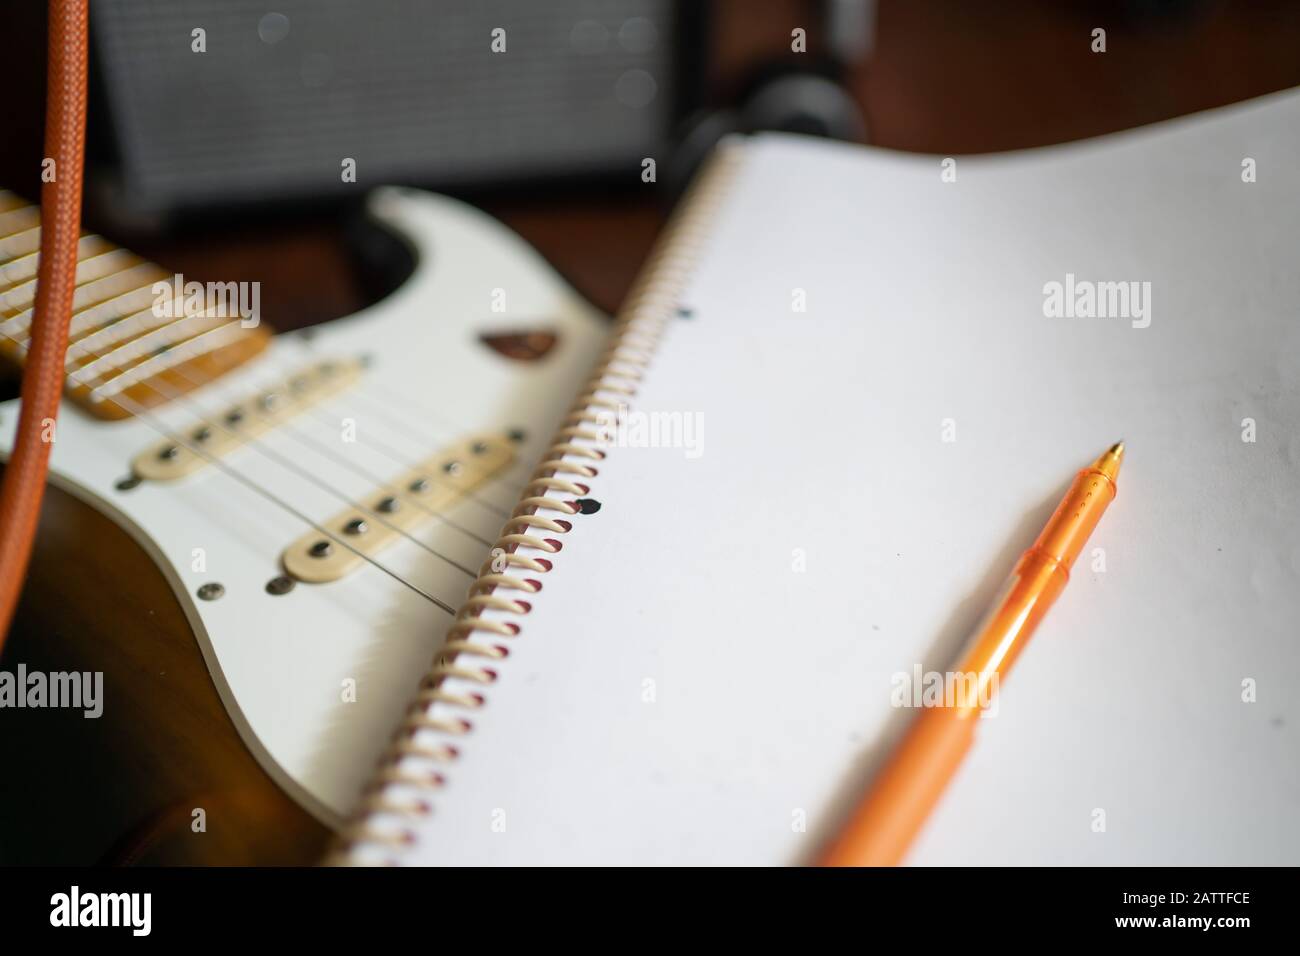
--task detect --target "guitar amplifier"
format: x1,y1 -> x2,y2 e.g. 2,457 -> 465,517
90,0 -> 701,219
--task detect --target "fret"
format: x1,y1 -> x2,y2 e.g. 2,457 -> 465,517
66,303 -> 188,363
0,225 -> 41,262
80,323 -> 270,419
1,281 -> 173,348
67,284 -> 169,340
0,205 -> 40,239
0,234 -> 115,286
68,262 -> 169,317
70,308 -> 229,384
81,320 -> 250,401
0,195 -> 271,420
1,263 -> 169,333
0,247 -> 142,309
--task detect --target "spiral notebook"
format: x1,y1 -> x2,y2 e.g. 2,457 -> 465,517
338,88 -> 1300,865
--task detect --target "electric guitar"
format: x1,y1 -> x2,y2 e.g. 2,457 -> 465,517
0,187 -> 608,863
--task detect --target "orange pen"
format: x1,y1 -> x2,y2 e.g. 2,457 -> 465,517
820,441 -> 1124,867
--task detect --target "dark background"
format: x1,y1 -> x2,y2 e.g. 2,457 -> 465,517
4,0 -> 1299,329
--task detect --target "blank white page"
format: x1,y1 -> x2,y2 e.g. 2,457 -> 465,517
368,89 -> 1300,865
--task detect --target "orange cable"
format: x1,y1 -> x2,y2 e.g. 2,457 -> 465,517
0,0 -> 90,650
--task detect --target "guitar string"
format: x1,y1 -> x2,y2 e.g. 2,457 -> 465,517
297,399 -> 513,521
1,223 -> 536,601
1,333 -> 459,613
344,379 -> 540,490
236,346 -> 519,518
52,293 -> 511,543
279,351 -> 557,510
163,368 -> 499,550
361,376 -> 541,482
29,288 -> 495,576
0,326 -> 465,611
247,410 -> 496,550
355,376 -> 514,452
71,347 -> 483,579
4,247 -> 536,502
54,289 -> 527,524
305,385 -> 528,515
8,280 -> 509,567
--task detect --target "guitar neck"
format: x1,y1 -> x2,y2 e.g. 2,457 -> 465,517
0,190 -> 270,420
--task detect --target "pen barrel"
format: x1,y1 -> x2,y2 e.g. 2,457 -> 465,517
823,554 -> 1069,867
820,706 -> 977,867
950,555 -> 1068,705
822,449 -> 1122,867
1030,465 -> 1117,572
951,464 -> 1117,687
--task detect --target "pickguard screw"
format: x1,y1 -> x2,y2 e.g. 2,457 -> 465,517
197,582 -> 225,601
309,540 -> 333,558
115,475 -> 142,491
266,575 -> 295,595
377,495 -> 401,513
344,518 -> 368,535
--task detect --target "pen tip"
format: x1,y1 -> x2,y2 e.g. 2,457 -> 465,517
1091,441 -> 1125,483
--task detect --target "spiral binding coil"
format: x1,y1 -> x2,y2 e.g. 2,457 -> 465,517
330,144 -> 744,865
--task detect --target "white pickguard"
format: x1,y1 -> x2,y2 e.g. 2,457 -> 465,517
0,188 -> 608,826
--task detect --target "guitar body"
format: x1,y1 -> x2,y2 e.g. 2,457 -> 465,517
1,484 -> 329,864
0,188 -> 608,864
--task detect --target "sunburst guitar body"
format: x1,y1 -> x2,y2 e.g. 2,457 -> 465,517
0,188 -> 607,863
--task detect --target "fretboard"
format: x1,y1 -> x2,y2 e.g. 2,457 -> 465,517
0,190 -> 270,420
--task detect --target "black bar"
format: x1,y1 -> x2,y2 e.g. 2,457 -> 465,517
3,866 -> 1290,941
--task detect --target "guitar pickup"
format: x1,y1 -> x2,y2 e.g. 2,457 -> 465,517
281,433 -> 514,585
131,357 -> 363,481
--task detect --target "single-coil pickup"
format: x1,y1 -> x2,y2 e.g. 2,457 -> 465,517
131,357 -> 363,481
281,433 -> 513,584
